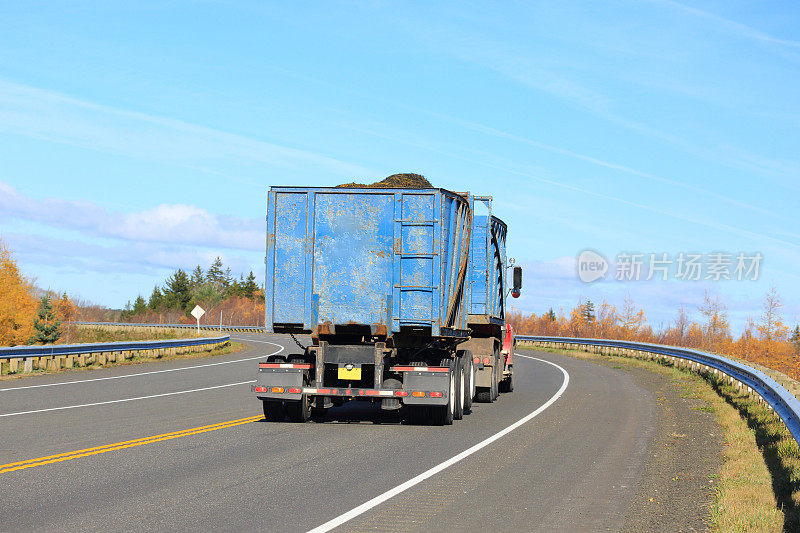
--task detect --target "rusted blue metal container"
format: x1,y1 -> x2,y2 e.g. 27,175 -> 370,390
265,187 -> 472,339
467,197 -> 508,327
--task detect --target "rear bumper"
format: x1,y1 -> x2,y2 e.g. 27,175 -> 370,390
253,366 -> 450,405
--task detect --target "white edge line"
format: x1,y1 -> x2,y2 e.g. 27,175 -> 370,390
306,354 -> 570,533
0,339 -> 284,393
0,380 -> 257,418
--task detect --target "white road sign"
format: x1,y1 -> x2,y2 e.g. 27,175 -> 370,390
191,305 -> 205,320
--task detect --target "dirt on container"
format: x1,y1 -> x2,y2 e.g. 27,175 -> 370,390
336,173 -> 433,189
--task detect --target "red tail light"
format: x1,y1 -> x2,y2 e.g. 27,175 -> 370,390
483,357 -> 491,365
288,387 -> 302,394
254,386 -> 267,393
430,392 -> 443,398
395,391 -> 409,397
473,357 -> 480,364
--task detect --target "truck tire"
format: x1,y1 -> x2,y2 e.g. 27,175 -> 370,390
262,400 -> 285,422
475,360 -> 496,403
430,360 -> 455,425
457,350 -> 474,413
286,373 -> 311,423
499,370 -> 514,393
491,353 -> 500,401
286,395 -> 311,422
453,358 -> 464,420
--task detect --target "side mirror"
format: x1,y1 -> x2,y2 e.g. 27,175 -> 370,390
512,266 -> 522,292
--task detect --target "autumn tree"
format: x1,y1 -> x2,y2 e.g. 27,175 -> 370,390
31,296 -> 61,344
618,295 -> 646,339
698,291 -> 731,352
53,292 -> 76,323
0,239 -> 37,346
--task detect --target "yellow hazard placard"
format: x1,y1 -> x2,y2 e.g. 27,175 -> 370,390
337,366 -> 362,380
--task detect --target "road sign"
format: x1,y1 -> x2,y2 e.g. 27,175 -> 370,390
191,305 -> 205,333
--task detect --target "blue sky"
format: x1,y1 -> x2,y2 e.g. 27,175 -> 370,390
0,1 -> 798,332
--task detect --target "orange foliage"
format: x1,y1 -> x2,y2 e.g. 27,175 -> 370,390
0,239 -> 37,346
509,289 -> 800,381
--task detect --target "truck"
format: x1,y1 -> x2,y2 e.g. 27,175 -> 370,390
254,185 -> 521,425
460,196 -> 520,403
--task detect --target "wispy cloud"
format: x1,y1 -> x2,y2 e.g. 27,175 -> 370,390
0,181 -> 262,251
0,79 -> 373,178
657,0 -> 800,50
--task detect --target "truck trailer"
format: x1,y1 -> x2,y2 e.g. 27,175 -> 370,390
255,186 -> 520,425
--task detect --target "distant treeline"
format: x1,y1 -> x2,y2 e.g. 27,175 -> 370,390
79,258 -> 266,327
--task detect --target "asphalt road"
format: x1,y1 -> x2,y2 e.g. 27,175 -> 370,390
0,334 -> 658,532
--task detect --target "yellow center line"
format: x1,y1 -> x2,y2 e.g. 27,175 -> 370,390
0,415 -> 264,474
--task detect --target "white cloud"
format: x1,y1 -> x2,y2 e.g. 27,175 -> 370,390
0,180 -> 262,250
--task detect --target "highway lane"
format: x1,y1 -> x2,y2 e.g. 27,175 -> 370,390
0,334 -> 290,463
0,340 -> 656,532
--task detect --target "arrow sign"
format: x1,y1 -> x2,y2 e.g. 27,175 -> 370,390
191,305 -> 205,333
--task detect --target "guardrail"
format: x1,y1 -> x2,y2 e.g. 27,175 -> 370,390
518,335 -> 800,446
73,321 -> 265,333
0,335 -> 230,374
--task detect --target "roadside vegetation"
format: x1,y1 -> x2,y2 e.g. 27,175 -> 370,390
78,256 -> 265,328
536,344 -> 800,532
509,291 -> 800,384
0,239 -> 261,347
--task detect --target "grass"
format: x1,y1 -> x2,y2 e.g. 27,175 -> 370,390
524,343 -> 800,532
60,325 -> 199,344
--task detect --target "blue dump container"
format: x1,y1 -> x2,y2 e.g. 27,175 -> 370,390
468,199 -> 508,328
265,187 -> 472,340
257,187 -> 519,424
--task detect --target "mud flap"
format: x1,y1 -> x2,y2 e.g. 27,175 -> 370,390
402,371 -> 450,406
255,368 -> 304,400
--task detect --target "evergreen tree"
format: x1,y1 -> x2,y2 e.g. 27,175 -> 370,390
148,286 -> 163,310
243,271 -> 258,299
164,269 -> 192,311
190,265 -> 205,287
581,300 -> 596,323
132,295 -> 147,315
30,296 -> 61,344
792,325 -> 800,352
206,257 -> 225,286
546,308 -> 557,321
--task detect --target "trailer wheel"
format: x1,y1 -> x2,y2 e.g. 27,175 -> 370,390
475,360 -> 496,403
491,353 -> 500,401
453,358 -> 464,420
286,396 -> 311,422
262,400 -> 285,422
430,360 -> 455,425
457,350 -> 474,413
